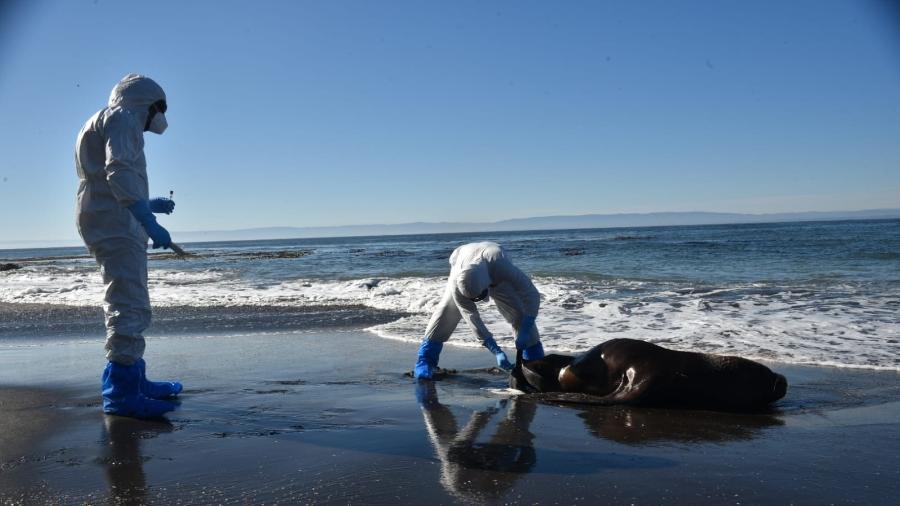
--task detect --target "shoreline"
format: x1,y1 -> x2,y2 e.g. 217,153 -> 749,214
1,329 -> 899,504
4,300 -> 899,374
0,301 -> 411,341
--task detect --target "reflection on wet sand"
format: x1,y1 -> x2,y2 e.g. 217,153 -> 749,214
571,403 -> 784,445
100,415 -> 173,505
416,381 -> 536,502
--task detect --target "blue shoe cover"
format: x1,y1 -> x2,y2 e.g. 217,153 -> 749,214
137,359 -> 183,399
414,340 -> 443,379
523,342 -> 545,361
102,361 -> 178,419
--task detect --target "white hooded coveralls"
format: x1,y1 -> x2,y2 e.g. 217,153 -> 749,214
75,74 -> 166,365
424,242 -> 540,347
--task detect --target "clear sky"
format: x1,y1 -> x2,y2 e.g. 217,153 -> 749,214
1,0 -> 898,243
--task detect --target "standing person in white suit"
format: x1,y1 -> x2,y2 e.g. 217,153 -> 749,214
414,242 -> 545,379
75,74 -> 182,418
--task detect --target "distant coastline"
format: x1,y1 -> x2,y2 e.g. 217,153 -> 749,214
3,208 -> 899,249
161,208 -> 900,243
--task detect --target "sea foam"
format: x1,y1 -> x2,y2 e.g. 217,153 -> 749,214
2,261 -> 897,371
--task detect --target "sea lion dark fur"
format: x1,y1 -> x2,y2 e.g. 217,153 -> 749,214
510,338 -> 787,411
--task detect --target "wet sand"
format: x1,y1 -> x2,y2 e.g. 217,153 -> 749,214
1,330 -> 899,504
0,301 -> 409,341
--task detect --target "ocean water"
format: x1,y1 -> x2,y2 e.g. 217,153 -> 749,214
1,219 -> 898,370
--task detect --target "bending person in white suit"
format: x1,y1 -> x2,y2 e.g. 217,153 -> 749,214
414,242 -> 545,379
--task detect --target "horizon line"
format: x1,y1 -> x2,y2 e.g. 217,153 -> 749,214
2,207 -> 899,251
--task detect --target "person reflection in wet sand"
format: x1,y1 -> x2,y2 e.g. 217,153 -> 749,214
574,404 -> 784,445
101,415 -> 173,504
416,382 -> 536,502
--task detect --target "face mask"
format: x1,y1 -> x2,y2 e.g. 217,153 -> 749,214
147,111 -> 168,134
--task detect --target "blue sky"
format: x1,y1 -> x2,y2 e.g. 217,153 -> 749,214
1,0 -> 898,243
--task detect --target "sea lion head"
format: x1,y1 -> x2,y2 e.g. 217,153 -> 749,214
705,355 -> 790,407
522,354 -> 576,392
510,353 -> 575,392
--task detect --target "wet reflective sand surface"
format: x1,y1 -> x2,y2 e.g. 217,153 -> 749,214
2,330 -> 899,504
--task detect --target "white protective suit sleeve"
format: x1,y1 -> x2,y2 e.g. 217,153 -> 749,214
104,111 -> 147,207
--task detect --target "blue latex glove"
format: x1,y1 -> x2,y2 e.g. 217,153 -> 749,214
483,336 -> 513,372
495,351 -> 513,371
515,315 -> 537,349
128,200 -> 172,249
149,197 -> 175,214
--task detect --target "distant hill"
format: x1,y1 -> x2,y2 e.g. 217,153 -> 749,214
2,208 -> 898,250
173,208 -> 900,243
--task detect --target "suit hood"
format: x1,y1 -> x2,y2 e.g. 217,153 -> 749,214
457,261 -> 491,300
108,74 -> 166,111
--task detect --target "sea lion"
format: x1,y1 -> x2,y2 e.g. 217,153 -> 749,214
510,338 -> 787,411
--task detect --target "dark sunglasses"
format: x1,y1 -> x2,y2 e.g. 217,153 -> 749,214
151,99 -> 168,114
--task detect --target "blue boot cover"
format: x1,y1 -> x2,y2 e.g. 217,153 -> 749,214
523,341 -> 545,361
102,361 -> 178,419
414,340 -> 443,379
137,359 -> 183,399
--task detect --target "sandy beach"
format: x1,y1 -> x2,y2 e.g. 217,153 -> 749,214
1,328 -> 899,505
